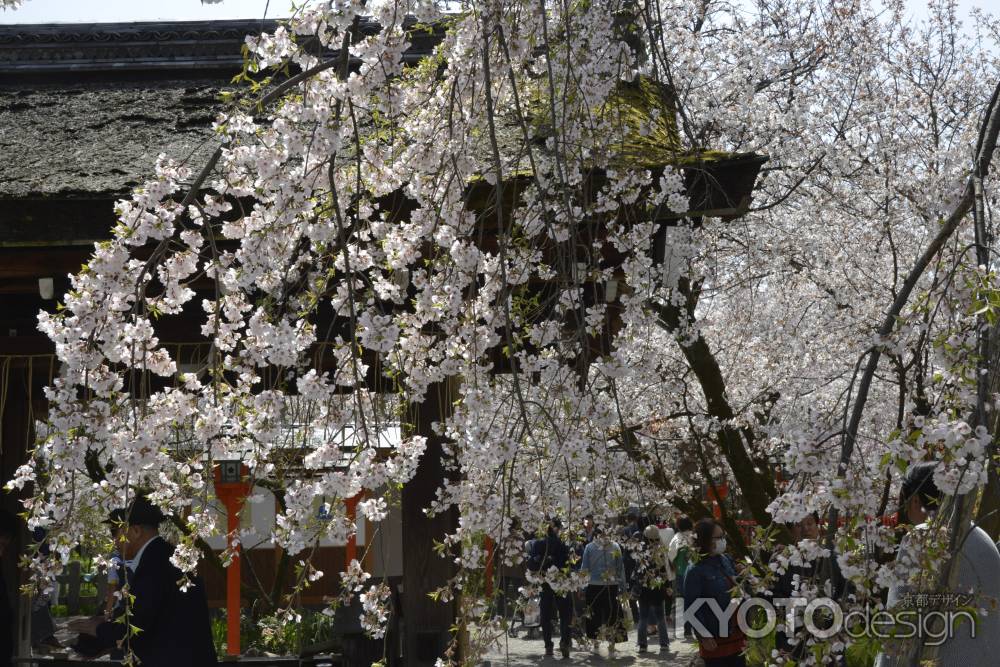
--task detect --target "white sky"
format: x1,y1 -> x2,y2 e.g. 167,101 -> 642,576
0,0 -> 295,23
0,0 -> 989,27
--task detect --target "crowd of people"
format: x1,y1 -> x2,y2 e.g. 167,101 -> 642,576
519,509 -> 829,664
516,464 -> 1000,666
521,509 -> 702,659
0,468 -> 996,666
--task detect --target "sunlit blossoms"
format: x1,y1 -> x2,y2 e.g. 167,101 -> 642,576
9,0 -> 1000,663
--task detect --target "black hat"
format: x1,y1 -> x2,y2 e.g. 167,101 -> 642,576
901,461 -> 941,510
106,497 -> 166,528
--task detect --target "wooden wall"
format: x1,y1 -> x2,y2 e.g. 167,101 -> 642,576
201,545 -> 350,608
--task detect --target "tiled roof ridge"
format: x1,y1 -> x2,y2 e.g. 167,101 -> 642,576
0,17 -> 439,76
0,19 -> 282,75
0,19 -> 283,45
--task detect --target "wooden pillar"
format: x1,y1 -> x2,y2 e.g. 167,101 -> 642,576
0,353 -> 49,661
345,492 -> 361,567
225,501 -> 241,656
214,463 -> 251,657
401,380 -> 458,666
2,366 -> 29,658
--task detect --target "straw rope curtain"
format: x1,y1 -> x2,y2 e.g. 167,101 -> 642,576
0,343 -> 212,457
0,354 -> 56,459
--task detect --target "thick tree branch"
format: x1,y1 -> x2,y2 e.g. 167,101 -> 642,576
830,79 -> 1000,548
654,276 -> 779,527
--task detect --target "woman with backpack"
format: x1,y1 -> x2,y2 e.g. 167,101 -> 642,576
668,516 -> 694,639
580,527 -> 627,657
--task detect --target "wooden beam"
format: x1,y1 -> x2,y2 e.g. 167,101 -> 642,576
0,199 -> 116,246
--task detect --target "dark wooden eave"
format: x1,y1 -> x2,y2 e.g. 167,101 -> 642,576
0,18 -> 441,81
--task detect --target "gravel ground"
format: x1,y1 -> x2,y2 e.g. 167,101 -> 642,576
48,615 -> 702,666
481,628 -> 700,666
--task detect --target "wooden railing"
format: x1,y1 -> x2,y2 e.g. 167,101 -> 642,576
54,562 -> 107,616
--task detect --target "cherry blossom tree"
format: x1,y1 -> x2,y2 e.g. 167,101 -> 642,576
7,0 -> 1000,664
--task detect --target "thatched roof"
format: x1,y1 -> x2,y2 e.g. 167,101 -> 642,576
0,18 -> 764,246
0,82 -> 222,199
0,20 -> 263,201
0,18 -> 443,202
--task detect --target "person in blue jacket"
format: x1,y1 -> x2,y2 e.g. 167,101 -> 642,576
683,518 -> 746,667
581,527 -> 627,656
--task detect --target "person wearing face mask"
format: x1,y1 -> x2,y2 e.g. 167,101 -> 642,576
683,518 -> 746,667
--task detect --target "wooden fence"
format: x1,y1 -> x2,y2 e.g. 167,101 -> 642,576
54,561 -> 107,616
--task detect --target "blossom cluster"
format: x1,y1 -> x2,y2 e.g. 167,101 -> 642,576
10,0 -> 1000,662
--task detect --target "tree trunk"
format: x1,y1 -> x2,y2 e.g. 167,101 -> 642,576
655,278 -> 778,527
401,380 -> 459,666
975,321 -> 1000,539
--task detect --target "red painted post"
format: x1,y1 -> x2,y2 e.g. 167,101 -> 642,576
225,501 -> 241,656
214,463 -> 251,657
707,482 -> 729,520
483,536 -> 494,598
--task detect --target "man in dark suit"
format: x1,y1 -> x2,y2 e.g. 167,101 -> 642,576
527,518 -> 573,658
70,497 -> 217,666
